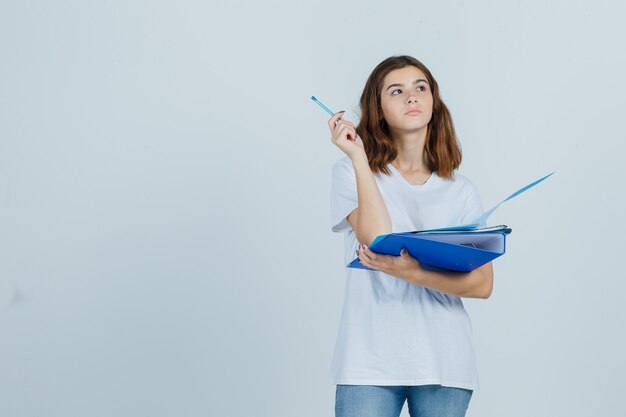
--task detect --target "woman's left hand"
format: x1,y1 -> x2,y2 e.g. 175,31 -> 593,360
358,244 -> 423,284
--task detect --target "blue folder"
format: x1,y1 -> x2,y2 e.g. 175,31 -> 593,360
347,171 -> 555,272
348,226 -> 510,273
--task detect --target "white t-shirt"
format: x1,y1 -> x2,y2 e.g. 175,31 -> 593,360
329,156 -> 486,390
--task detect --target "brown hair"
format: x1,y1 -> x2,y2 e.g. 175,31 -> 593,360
355,55 -> 462,180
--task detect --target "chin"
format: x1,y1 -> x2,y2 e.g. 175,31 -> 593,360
402,123 -> 428,131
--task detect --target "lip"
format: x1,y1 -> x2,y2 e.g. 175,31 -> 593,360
405,109 -> 421,115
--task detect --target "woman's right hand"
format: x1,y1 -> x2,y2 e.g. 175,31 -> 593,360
328,111 -> 366,160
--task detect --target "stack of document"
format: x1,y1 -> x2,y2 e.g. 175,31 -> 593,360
348,225 -> 510,272
348,172 -> 555,272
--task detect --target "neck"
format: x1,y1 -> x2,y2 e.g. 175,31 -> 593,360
389,124 -> 430,172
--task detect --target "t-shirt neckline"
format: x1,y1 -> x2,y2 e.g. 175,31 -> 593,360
388,163 -> 436,188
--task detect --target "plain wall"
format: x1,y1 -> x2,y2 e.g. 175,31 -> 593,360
1,1 -> 625,416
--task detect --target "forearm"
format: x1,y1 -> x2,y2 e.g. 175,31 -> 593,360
409,263 -> 493,299
352,154 -> 392,246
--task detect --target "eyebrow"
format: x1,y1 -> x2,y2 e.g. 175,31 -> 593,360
385,78 -> 429,91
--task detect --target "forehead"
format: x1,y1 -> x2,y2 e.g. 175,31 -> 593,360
383,66 -> 428,85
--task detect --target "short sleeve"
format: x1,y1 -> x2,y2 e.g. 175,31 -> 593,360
330,158 -> 358,233
459,180 -> 486,228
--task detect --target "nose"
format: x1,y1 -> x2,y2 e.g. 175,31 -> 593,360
408,95 -> 418,104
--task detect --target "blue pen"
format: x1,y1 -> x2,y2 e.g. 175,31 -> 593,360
311,96 -> 343,123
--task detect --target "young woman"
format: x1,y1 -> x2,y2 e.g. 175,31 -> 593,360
328,55 -> 493,417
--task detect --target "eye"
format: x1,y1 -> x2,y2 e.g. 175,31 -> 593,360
391,85 -> 427,95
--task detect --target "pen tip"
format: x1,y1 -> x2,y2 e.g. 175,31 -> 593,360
311,96 -> 316,100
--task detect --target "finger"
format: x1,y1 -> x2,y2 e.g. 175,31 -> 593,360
335,114 -> 351,126
334,115 -> 354,132
364,257 -> 382,272
334,125 -> 355,142
401,248 -> 413,259
364,247 -> 390,269
335,118 -> 354,127
358,246 -> 368,263
327,111 -> 346,131
360,255 -> 375,270
360,246 -> 375,263
337,125 -> 355,140
363,245 -> 378,261
335,120 -> 355,134
337,121 -> 356,137
330,125 -> 348,144
344,126 -> 357,141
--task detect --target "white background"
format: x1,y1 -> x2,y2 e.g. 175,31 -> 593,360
1,1 -> 624,416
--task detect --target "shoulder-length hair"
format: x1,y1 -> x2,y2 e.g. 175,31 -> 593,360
355,55 -> 462,180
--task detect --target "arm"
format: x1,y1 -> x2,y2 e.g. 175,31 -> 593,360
410,261 -> 494,299
358,244 -> 494,299
349,154 -> 392,246
328,113 -> 391,245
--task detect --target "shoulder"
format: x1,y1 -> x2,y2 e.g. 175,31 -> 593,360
442,171 -> 480,198
453,172 -> 477,188
332,156 -> 352,169
331,156 -> 354,177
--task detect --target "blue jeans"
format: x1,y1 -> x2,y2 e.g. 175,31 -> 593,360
335,384 -> 472,417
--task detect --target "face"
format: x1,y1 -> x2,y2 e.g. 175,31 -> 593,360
380,66 -> 434,134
